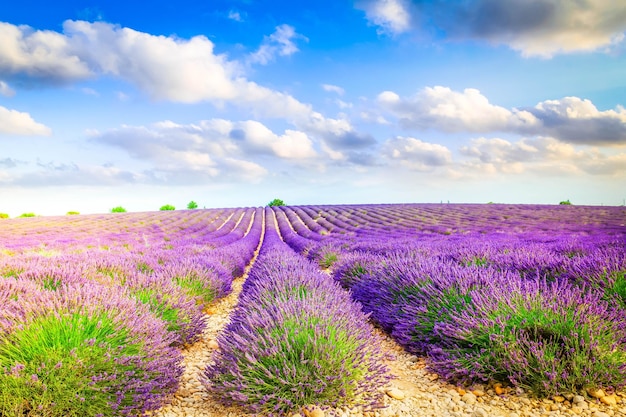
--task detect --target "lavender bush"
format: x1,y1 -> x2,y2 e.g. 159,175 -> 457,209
430,278 -> 626,396
0,279 -> 182,417
203,246 -> 389,415
155,259 -> 232,306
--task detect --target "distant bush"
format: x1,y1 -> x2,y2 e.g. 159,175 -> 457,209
111,206 -> 127,213
18,213 -> 35,218
160,204 -> 175,211
267,198 -> 285,207
0,213 -> 8,219
187,201 -> 198,209
66,211 -> 80,215
559,200 -> 572,205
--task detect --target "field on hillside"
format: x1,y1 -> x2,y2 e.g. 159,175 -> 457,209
0,204 -> 625,417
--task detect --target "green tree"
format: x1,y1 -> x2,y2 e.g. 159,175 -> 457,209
0,213 -> 9,219
267,198 -> 285,207
559,200 -> 572,205
111,206 -> 127,213
187,200 -> 198,209
66,211 -> 80,215
18,213 -> 36,218
160,204 -> 175,211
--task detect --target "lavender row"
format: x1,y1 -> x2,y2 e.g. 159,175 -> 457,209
326,236 -> 626,395
203,208 -> 390,416
0,208 -> 262,416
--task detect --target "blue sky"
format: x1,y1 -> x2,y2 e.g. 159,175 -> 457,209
1,0 -> 625,216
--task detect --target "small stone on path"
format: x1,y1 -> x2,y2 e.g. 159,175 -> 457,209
386,388 -> 406,400
462,392 -> 477,405
303,406 -> 324,417
600,394 -> 618,406
587,387 -> 606,399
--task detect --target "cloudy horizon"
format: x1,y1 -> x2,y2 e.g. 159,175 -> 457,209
1,0 -> 625,216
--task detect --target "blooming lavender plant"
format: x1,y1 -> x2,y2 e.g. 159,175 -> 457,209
0,278 -> 182,417
429,277 -> 626,395
203,245 -> 390,415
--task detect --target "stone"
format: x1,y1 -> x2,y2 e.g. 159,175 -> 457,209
553,395 -> 565,403
600,395 -> 618,406
207,340 -> 219,350
573,395 -> 586,404
592,412 -> 610,417
456,387 -> 467,396
587,388 -> 606,399
462,392 -> 477,405
494,384 -> 505,395
472,407 -> 488,417
386,387 -> 406,400
472,389 -> 486,397
303,406 -> 324,417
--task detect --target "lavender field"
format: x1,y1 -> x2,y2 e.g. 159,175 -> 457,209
0,204 -> 625,416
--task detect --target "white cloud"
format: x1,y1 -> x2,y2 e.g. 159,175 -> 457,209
459,136 -> 626,176
0,81 -> 15,97
383,136 -> 452,171
0,20 -> 370,154
228,10 -> 243,22
529,97 -> 626,145
379,86 -> 626,145
63,20 -> 242,103
322,84 -> 345,95
0,22 -> 92,83
0,161 -> 145,187
0,106 -> 51,136
356,0 -> 626,57
92,118 -> 318,183
248,24 -> 307,65
233,120 -> 317,159
356,0 -> 412,35
378,86 -> 539,132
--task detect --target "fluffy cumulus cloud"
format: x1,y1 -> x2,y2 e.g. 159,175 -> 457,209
247,24 -> 307,65
357,0 -> 626,57
383,136 -> 452,171
528,97 -> 626,145
378,86 -> 539,133
0,20 -> 370,154
378,86 -> 626,146
0,106 -> 51,136
459,136 -> 626,176
92,119 -> 321,183
0,22 -> 92,84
